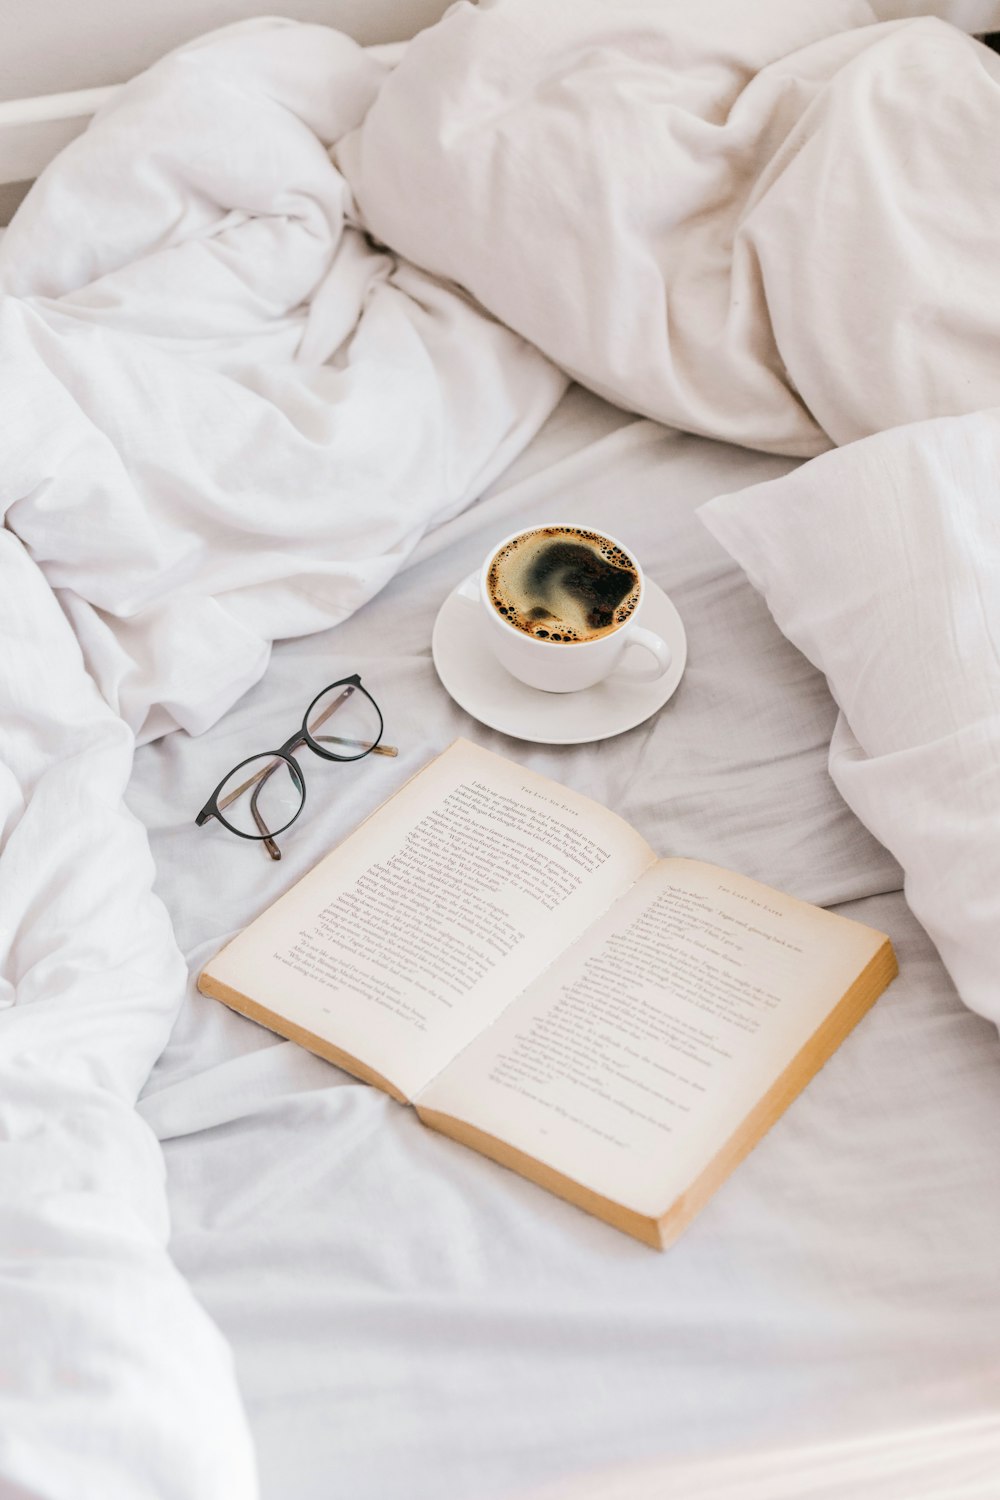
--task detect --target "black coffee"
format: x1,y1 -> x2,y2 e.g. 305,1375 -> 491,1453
487,526 -> 640,642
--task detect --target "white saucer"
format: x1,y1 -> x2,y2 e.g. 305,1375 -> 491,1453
431,579 -> 687,745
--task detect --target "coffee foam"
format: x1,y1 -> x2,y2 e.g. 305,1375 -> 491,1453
487,526 -> 640,642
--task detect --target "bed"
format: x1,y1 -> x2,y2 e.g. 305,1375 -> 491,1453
130,390 -> 1000,1500
2,5 -> 999,1499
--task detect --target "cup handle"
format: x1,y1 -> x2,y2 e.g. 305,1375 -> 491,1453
456,571 -> 479,606
620,627 -> 671,683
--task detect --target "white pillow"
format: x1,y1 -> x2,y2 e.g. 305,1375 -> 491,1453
700,411 -> 1000,1028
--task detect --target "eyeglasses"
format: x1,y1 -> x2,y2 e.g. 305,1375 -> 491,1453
195,674 -> 397,861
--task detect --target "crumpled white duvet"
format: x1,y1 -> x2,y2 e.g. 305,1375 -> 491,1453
0,23 -> 564,743
342,0 -> 1000,454
0,20 -> 563,1499
2,3 -> 999,1495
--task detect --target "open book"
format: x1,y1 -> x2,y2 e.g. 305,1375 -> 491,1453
198,739 -> 897,1248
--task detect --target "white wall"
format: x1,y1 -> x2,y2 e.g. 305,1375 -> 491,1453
3,0 -> 999,106
3,0 -> 997,105
0,0 -> 456,102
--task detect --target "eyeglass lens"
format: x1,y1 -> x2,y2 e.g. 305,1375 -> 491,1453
304,682 -> 382,759
203,678 -> 390,848
215,753 -> 305,838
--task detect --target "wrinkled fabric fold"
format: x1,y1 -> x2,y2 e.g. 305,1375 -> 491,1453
0,17 -> 563,1496
0,530 -> 258,1498
339,0 -> 1000,452
3,4 -> 1000,1494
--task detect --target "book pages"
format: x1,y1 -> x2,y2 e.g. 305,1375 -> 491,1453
200,741 -> 656,1099
417,859 -> 888,1216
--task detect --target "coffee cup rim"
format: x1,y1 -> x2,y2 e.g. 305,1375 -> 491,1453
479,522 -> 644,648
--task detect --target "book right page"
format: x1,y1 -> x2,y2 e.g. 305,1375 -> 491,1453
416,859 -> 892,1223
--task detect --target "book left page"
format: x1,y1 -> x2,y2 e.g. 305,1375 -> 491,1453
198,739 -> 657,1101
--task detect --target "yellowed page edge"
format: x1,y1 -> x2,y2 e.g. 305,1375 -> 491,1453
418,935 -> 896,1250
415,1105 -> 660,1249
197,971 -> 410,1103
654,935 -> 898,1247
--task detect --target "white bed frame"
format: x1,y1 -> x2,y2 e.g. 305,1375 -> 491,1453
0,0 -> 447,214
0,87 -> 118,196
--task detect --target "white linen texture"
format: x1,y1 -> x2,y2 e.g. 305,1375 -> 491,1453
1,3 -> 999,1498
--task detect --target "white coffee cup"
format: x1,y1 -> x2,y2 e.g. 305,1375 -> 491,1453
456,523 -> 671,694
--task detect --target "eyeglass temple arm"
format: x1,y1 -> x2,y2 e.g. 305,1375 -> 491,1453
214,758 -> 289,813
249,767 -> 284,861
212,711 -> 396,815
308,698 -> 397,758
312,734 -> 397,756
212,740 -> 395,818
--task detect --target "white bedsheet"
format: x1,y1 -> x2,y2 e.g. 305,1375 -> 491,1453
134,390 -> 1000,1500
3,6 -> 1000,1496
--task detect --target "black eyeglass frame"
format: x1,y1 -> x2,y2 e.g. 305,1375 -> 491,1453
195,674 -> 386,861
